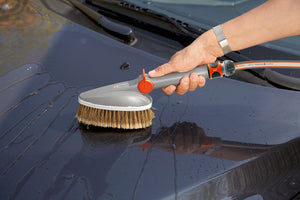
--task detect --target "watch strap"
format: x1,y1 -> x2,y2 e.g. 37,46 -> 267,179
213,25 -> 232,55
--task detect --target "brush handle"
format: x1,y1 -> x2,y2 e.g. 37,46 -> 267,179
146,60 -> 235,90
149,65 -> 208,89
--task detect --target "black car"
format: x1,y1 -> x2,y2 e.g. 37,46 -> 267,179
1,0 -> 300,199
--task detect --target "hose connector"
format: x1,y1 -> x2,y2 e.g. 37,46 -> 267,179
222,60 -> 235,77
207,60 -> 235,79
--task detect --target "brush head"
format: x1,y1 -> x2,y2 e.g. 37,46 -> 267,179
78,90 -> 153,111
76,105 -> 154,129
76,89 -> 155,129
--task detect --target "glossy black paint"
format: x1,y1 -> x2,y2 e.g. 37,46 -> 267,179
0,1 -> 300,200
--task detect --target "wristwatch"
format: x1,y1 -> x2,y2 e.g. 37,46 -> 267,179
213,25 -> 232,55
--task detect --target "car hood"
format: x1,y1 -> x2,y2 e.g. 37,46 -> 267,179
0,1 -> 300,200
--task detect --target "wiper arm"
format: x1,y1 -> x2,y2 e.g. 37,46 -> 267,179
67,0 -> 136,44
86,0 -> 205,44
85,0 -> 247,59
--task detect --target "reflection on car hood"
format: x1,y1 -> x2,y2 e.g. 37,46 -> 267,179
0,1 -> 300,200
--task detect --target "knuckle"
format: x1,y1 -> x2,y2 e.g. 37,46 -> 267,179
176,79 -> 189,95
155,63 -> 170,75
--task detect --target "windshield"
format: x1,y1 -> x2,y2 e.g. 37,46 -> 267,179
126,0 -> 300,56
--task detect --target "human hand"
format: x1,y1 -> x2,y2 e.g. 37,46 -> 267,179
148,30 -> 223,95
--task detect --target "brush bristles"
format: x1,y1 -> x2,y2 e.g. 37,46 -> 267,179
76,104 -> 155,129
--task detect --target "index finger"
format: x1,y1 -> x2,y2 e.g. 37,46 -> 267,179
148,63 -> 177,78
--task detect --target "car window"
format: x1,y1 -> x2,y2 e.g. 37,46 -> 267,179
128,0 -> 300,56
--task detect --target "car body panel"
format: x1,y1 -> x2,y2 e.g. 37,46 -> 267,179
0,1 -> 300,200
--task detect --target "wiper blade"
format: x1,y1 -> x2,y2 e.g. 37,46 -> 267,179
84,0 -> 248,60
86,0 -> 204,44
68,0 -> 136,44
139,7 -> 200,38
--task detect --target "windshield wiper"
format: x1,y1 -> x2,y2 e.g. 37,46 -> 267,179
84,1 -> 243,57
68,0 -> 136,44
86,0 -> 204,45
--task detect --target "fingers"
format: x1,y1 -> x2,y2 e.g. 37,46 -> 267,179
198,75 -> 206,88
188,73 -> 199,92
162,85 -> 177,95
176,76 -> 190,95
148,63 -> 176,78
162,75 -> 206,95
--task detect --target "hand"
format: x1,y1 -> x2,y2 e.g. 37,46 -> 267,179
148,30 -> 223,95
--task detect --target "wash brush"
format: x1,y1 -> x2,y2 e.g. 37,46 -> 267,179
76,60 -> 235,129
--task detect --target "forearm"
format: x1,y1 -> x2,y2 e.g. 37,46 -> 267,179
149,0 -> 300,95
222,0 -> 300,52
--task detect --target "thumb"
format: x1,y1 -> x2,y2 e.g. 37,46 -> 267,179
148,63 -> 176,78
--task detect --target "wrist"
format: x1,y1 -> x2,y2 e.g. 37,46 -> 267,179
196,29 -> 224,58
213,25 -> 232,55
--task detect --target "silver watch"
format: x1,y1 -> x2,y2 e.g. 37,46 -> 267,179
213,25 -> 232,55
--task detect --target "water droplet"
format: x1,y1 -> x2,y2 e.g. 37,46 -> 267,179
1,4 -> 10,11
289,181 -> 296,186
